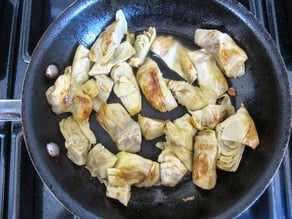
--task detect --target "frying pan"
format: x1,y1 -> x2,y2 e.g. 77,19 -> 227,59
17,0 -> 291,218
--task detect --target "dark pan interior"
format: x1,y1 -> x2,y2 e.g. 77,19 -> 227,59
21,0 -> 291,218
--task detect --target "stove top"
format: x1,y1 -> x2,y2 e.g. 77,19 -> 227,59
0,0 -> 291,218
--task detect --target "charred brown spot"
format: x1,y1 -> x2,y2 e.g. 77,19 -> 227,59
228,87 -> 237,96
194,154 -> 209,179
147,68 -> 166,110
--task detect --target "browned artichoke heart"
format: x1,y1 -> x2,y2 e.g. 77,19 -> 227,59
167,79 -> 208,111
136,58 -> 178,112
107,151 -> 160,187
46,71 -> 73,115
193,129 -> 218,190
89,10 -> 127,64
129,27 -> 156,67
59,116 -> 96,166
70,90 -> 93,122
194,29 -> 248,78
91,74 -> 114,112
137,114 -> 166,140
217,105 -> 259,149
190,94 -> 235,130
151,35 -> 197,83
88,41 -> 136,75
163,114 -> 196,171
96,103 -> 142,153
110,62 -> 142,116
188,49 -> 228,103
71,44 -> 92,84
216,105 -> 260,171
46,69 -> 93,122
85,143 -> 117,183
158,148 -> 188,187
106,151 -> 160,206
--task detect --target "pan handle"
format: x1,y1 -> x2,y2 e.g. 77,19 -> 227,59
0,99 -> 21,121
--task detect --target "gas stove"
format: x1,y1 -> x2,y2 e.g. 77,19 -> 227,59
0,0 -> 291,218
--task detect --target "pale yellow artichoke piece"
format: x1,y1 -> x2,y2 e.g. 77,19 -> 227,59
217,105 -> 259,149
193,129 -> 218,190
216,138 -> 245,172
71,44 -> 91,83
129,26 -> 156,67
111,62 -> 141,116
46,73 -> 72,115
137,114 -> 166,140
111,62 -> 136,97
80,79 -> 99,98
85,143 -> 117,181
96,103 -> 142,153
105,183 -> 131,206
108,151 -> 160,187
190,105 -> 233,130
188,49 -> 228,98
59,116 -> 90,149
151,35 -> 197,83
194,29 -> 248,78
92,74 -> 114,112
46,70 -> 93,122
163,114 -> 196,171
158,149 -> 187,187
136,58 -> 178,112
78,119 -> 97,145
190,95 -> 235,130
88,41 -> 136,76
168,79 -> 208,111
59,116 -> 96,166
89,9 -> 127,64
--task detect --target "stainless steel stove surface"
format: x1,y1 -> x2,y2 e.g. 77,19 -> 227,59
0,0 -> 291,218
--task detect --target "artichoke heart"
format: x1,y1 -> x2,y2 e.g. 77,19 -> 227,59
138,114 -> 166,140
216,138 -> 245,172
168,79 -> 208,111
105,183 -> 131,207
89,9 -> 127,64
85,143 -> 117,182
111,62 -> 142,116
151,35 -> 197,83
129,26 -> 156,67
217,105 -> 259,149
215,105 -> 259,172
188,49 -> 228,98
136,58 -> 177,112
70,90 -> 93,122
92,74 -> 114,112
71,44 -> 91,84
88,41 -> 136,76
193,129 -> 218,190
158,149 -> 188,187
190,95 -> 235,130
107,151 -> 160,187
59,116 -> 96,166
80,79 -> 99,98
46,71 -> 93,122
46,72 -> 73,115
163,114 -> 196,171
96,103 -> 142,153
194,29 -> 248,78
